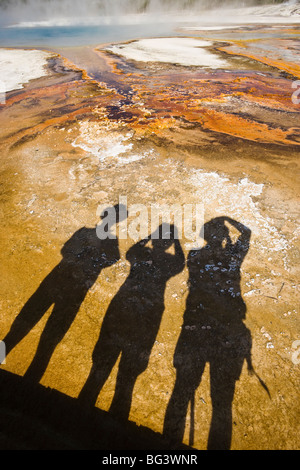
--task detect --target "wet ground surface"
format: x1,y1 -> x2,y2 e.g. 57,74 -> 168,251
0,25 -> 299,450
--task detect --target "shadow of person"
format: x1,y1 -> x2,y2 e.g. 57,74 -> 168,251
163,216 -> 252,450
78,223 -> 185,422
2,204 -> 127,383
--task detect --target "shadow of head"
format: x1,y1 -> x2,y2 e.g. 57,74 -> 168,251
203,217 -> 231,248
99,203 -> 128,224
151,223 -> 179,251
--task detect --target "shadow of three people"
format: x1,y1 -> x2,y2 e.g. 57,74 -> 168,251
2,206 -> 252,450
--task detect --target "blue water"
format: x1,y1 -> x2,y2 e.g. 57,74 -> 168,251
0,22 -> 180,47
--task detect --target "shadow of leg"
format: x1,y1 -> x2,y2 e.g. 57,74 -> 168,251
207,396 -> 234,450
3,286 -> 53,357
207,358 -> 242,450
163,377 -> 192,446
78,343 -> 121,409
163,363 -> 204,448
109,352 -> 143,422
24,300 -> 82,383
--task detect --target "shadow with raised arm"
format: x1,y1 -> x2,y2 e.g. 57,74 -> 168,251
78,223 -> 185,421
2,204 -> 127,383
163,216 -> 253,450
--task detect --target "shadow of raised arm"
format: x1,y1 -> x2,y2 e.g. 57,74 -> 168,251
223,216 -> 251,259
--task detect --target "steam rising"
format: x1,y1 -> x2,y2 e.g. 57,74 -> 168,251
0,1 -> 298,27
